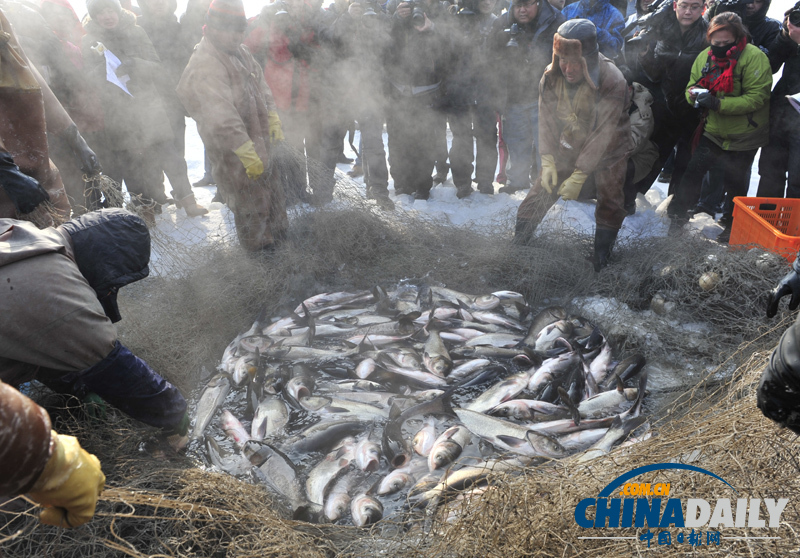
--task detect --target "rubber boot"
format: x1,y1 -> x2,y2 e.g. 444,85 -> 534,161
514,218 -> 535,245
592,226 -> 618,272
178,193 -> 209,217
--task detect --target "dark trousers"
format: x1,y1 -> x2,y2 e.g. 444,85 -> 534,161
670,136 -> 757,218
758,125 -> 800,200
517,156 -> 628,232
360,111 -> 389,196
387,94 -> 439,197
448,104 -> 498,189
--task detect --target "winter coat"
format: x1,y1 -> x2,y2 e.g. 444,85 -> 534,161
561,0 -> 625,59
321,10 -> 392,115
743,0 -> 780,52
0,381 -> 52,497
539,53 -> 632,174
384,10 -> 452,96
81,11 -> 173,152
0,9 -> 72,221
638,12 -> 707,120
137,0 -> 193,117
444,12 -> 500,108
3,0 -> 102,134
245,3 -> 319,113
685,43 -> 772,152
493,2 -> 566,109
177,36 -> 288,250
766,28 -> 800,135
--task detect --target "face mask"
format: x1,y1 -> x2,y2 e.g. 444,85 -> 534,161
710,42 -> 734,59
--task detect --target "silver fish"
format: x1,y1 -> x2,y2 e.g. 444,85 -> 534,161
247,441 -> 308,514
470,310 -> 526,332
351,493 -> 383,527
355,438 -> 382,472
534,320 -> 574,352
428,426 -> 471,471
455,409 -> 566,459
221,410 -> 250,448
465,371 -> 531,413
413,416 -> 437,457
206,436 -> 251,477
251,396 -> 289,440
423,328 -> 452,377
190,373 -> 230,441
306,441 -> 355,506
464,333 -> 523,348
576,416 -> 648,463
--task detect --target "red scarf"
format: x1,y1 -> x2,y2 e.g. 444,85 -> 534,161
696,36 -> 747,95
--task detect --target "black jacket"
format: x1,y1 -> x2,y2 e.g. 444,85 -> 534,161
444,12 -> 499,108
638,12 -> 707,119
766,29 -> 800,134
743,0 -> 781,52
492,0 -> 565,109
385,6 -> 452,93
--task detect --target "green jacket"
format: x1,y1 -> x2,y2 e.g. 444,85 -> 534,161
685,43 -> 772,151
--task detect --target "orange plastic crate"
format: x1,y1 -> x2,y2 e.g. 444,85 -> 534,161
730,197 -> 800,262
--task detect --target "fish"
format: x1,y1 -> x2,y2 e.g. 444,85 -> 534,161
428,426 -> 471,471
455,408 -> 566,459
355,357 -> 377,379
489,399 -> 570,421
246,441 -> 309,516
470,311 -> 526,332
464,333 -> 523,348
413,416 -> 437,457
423,327 -> 452,378
205,436 -> 251,477
534,320 -> 574,353
589,342 -> 613,385
576,381 -> 640,419
382,391 -> 455,469
190,373 -> 231,441
285,420 -> 370,454
522,306 -> 568,346
465,371 -> 531,413
575,416 -> 648,463
600,354 -> 646,391
324,469 -> 365,522
221,410 -> 250,448
355,436 -> 382,472
251,396 -> 289,440
300,396 -> 390,420
351,493 -> 383,527
376,467 -> 416,496
232,354 -> 258,386
306,440 -> 356,506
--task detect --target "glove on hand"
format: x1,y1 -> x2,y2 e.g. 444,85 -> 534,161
767,256 -> 800,318
61,124 -> 101,175
268,111 -> 285,143
696,91 -> 721,111
557,169 -> 589,201
27,431 -> 105,528
234,140 -> 265,180
539,154 -> 558,194
0,151 -> 49,213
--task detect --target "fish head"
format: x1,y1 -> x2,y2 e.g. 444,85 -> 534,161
378,472 -> 412,495
287,377 -> 311,400
352,496 -> 383,527
527,431 -> 567,459
473,295 -> 500,310
428,441 -> 461,471
324,492 -> 351,522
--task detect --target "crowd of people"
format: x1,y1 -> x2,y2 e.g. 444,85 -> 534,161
0,0 -> 794,258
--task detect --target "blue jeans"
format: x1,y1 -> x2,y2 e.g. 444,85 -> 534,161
503,102 -> 539,191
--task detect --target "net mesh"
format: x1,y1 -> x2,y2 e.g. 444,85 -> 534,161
3,165 -> 799,557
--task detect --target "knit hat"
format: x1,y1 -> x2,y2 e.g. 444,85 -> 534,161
86,0 -> 122,18
547,19 -> 600,89
206,0 -> 247,32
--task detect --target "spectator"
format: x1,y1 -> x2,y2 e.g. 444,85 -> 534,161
668,12 -> 771,240
561,0 -> 625,61
445,0 -> 501,197
756,2 -> 800,200
494,0 -> 565,195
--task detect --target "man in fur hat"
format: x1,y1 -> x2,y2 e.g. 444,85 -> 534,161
514,18 -> 632,271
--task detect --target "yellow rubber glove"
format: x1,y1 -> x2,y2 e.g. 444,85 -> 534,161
557,169 -> 589,201
540,154 -> 558,194
268,111 -> 285,143
234,140 -> 264,180
27,431 -> 105,528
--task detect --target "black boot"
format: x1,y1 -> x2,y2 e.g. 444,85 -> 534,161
592,226 -> 618,272
514,219 -> 535,245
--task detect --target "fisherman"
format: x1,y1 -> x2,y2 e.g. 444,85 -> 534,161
0,381 -> 105,528
0,209 -> 189,452
177,0 -> 289,251
0,7 -> 98,225
514,19 -> 632,272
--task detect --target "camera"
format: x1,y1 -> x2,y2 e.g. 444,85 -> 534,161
624,0 -> 672,43
790,8 -> 800,27
692,87 -> 709,107
410,0 -> 426,25
457,0 -> 479,16
505,22 -> 520,47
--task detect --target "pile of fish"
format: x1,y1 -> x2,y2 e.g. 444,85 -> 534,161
189,284 -> 650,528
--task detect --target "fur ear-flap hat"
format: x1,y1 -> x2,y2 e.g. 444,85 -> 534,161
545,19 -> 600,89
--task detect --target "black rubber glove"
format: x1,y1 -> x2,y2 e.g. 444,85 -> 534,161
696,91 -> 721,111
61,124 -> 101,175
767,255 -> 800,318
0,151 -> 50,213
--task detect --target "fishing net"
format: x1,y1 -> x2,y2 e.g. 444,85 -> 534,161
3,153 -> 799,557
